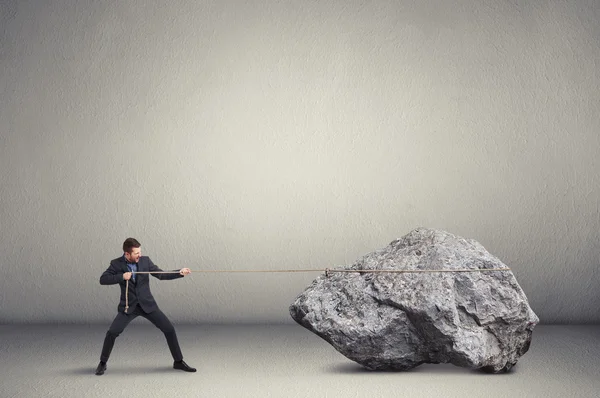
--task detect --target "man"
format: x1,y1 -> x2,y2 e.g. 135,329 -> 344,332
95,237 -> 196,375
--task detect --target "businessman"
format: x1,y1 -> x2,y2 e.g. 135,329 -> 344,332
95,237 -> 196,375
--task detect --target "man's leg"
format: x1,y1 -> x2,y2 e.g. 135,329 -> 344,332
142,308 -> 196,372
142,308 -> 184,361
100,310 -> 138,363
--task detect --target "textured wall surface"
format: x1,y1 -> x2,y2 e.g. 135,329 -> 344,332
1,0 -> 599,324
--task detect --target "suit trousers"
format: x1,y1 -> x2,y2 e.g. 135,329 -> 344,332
100,305 -> 184,363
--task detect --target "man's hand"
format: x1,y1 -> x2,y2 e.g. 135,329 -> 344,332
123,272 -> 132,281
179,268 -> 192,276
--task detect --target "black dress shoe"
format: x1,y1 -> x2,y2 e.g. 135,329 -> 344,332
95,361 -> 107,376
173,360 -> 196,372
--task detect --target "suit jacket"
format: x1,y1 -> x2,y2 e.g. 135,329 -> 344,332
100,255 -> 183,313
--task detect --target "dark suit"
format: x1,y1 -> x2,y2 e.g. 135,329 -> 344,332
99,255 -> 185,363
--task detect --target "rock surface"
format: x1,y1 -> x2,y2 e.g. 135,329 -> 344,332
289,228 -> 539,372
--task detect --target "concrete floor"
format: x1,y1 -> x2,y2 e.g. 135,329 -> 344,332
0,324 -> 598,398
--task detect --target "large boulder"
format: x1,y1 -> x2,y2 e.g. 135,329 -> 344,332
289,228 -> 539,373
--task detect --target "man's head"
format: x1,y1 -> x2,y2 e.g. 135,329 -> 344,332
123,238 -> 141,263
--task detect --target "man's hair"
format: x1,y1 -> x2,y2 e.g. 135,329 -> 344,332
123,238 -> 141,253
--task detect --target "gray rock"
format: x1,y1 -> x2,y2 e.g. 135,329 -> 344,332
289,228 -> 539,373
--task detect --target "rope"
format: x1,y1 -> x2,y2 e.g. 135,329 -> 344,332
122,267 -> 511,313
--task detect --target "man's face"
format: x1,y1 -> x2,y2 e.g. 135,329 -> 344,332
125,247 -> 141,263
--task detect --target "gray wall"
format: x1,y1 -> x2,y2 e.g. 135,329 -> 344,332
1,0 -> 598,324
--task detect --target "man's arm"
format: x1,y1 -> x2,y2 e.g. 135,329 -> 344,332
148,257 -> 185,280
100,262 -> 130,285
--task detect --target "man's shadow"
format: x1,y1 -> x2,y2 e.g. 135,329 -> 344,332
65,366 -> 174,376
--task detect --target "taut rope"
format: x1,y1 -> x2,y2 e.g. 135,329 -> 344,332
123,267 -> 511,313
